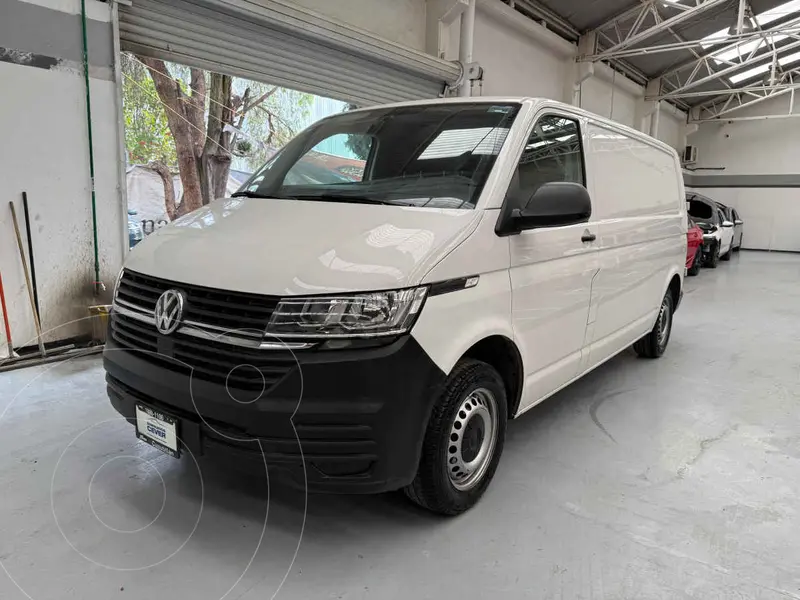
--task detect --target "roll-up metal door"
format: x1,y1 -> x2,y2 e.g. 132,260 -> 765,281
118,0 -> 461,106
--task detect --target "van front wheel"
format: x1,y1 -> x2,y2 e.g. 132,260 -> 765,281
633,292 -> 674,359
404,359 -> 507,516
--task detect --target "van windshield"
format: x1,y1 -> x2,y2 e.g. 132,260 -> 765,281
236,103 -> 521,210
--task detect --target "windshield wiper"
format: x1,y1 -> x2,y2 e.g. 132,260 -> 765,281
292,194 -> 399,206
231,190 -> 272,198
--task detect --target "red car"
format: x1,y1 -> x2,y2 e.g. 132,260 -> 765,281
686,218 -> 703,276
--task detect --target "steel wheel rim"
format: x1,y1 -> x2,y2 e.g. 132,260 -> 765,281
657,299 -> 671,348
446,388 -> 498,491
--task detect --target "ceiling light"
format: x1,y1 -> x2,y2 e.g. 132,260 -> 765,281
729,63 -> 770,83
756,0 -> 800,26
727,17 -> 756,35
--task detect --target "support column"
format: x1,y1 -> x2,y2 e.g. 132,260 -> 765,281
570,32 -> 596,106
636,78 -> 662,136
458,0 -> 476,97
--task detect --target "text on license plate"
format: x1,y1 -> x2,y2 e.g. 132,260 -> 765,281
135,403 -> 179,457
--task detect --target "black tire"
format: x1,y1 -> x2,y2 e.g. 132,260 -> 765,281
688,250 -> 701,276
721,243 -> 732,261
707,243 -> 719,269
633,291 -> 674,359
404,358 -> 507,516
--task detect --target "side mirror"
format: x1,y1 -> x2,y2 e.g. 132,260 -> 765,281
504,182 -> 591,233
722,220 -> 734,228
735,219 -> 744,225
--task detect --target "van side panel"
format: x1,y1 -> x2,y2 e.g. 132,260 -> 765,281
583,122 -> 686,369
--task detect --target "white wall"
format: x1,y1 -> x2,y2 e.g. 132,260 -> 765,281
579,73 -> 639,129
0,0 -> 124,354
292,0 -> 427,51
688,94 -> 800,251
472,8 -> 570,100
658,110 -> 687,153
691,96 -> 800,173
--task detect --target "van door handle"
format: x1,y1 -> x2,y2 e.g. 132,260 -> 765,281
581,230 -> 597,243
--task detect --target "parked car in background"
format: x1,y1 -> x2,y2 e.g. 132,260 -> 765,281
688,194 -> 734,268
686,218 -> 703,276
128,209 -> 144,249
717,202 -> 744,251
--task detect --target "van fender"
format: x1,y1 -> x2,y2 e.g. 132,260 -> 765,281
410,275 -> 515,376
660,265 -> 684,318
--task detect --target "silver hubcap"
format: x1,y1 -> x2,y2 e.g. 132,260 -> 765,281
446,388 -> 498,491
657,299 -> 671,348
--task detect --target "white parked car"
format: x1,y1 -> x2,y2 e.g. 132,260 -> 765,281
105,98 -> 687,515
688,194 -> 734,268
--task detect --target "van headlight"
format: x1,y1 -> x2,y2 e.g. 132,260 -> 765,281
267,287 -> 428,338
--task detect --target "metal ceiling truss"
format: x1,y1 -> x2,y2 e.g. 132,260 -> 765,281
508,0 -> 580,41
656,14 -> 800,100
691,69 -> 800,119
507,0 -> 800,118
579,0 -> 732,62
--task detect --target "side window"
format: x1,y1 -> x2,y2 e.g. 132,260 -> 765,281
515,114 -> 585,204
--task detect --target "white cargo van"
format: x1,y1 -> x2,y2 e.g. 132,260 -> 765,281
105,98 -> 686,515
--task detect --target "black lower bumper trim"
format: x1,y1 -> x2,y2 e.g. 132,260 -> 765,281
103,334 -> 445,494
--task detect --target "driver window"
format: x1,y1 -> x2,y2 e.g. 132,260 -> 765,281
514,115 -> 585,205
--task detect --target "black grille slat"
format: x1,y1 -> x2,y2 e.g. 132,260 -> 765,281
171,349 -> 289,374
112,327 -> 158,353
172,334 -> 298,364
183,305 -> 269,329
123,273 -> 171,294
117,288 -> 159,308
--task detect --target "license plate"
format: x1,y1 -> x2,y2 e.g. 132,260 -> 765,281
135,403 -> 180,458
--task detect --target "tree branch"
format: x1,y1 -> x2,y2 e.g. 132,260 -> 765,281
148,160 -> 179,221
235,87 -> 252,130
187,68 -> 206,154
241,86 -> 278,116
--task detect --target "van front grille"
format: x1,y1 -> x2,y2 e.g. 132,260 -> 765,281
111,270 -> 295,391
110,312 -> 295,391
117,269 -> 280,333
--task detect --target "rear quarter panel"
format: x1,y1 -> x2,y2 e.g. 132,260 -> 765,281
584,122 -> 685,362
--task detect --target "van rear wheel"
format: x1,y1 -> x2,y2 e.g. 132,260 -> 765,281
633,291 -> 674,359
404,359 -> 507,516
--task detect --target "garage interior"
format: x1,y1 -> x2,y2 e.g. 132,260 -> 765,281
2,0 -> 800,597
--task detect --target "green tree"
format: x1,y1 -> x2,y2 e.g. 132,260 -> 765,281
121,54 -> 176,167
121,52 -> 313,216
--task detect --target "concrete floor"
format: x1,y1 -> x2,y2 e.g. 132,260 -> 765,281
2,251 -> 800,599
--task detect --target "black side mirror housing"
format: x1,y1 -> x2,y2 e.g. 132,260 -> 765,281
497,182 -> 591,235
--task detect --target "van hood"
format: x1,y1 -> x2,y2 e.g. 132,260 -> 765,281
124,197 -> 481,296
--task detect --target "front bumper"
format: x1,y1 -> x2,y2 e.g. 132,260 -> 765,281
104,332 -> 445,494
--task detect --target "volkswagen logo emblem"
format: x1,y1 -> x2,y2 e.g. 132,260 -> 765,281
154,289 -> 185,335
